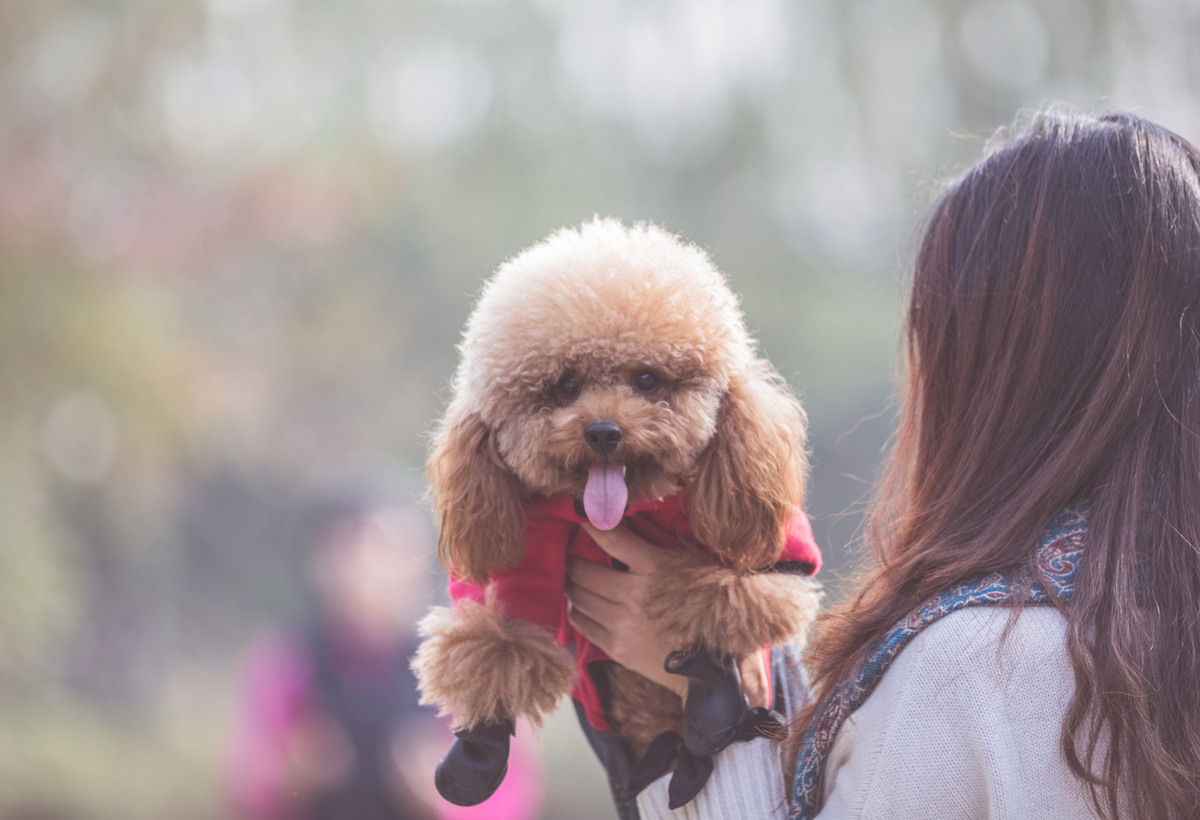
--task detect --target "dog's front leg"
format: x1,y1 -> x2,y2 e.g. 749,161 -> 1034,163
411,597 -> 574,805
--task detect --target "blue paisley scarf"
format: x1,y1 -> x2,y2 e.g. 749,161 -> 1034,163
789,506 -> 1088,818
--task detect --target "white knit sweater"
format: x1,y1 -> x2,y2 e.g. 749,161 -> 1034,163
637,606 -> 1103,819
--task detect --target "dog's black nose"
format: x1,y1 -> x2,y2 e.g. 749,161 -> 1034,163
584,421 -> 622,455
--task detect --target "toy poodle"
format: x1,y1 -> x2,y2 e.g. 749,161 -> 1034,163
412,218 -> 822,809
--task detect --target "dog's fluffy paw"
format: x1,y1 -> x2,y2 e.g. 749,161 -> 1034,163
645,549 -> 822,657
411,600 -> 575,729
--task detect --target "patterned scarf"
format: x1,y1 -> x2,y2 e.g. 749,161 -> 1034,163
789,506 -> 1087,818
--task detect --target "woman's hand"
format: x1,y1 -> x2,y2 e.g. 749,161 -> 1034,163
566,522 -> 686,697
566,523 -> 769,707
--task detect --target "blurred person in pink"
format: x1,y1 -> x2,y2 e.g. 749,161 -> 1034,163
224,482 -> 543,820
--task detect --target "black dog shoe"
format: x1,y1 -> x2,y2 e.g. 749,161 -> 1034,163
434,720 -> 514,806
665,647 -> 749,757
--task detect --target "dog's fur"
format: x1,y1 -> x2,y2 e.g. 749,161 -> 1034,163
413,218 -> 820,758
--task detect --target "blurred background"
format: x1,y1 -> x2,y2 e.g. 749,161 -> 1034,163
2,0 -> 1198,817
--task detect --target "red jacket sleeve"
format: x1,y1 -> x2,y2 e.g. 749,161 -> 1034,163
777,507 -> 821,575
447,507 -> 574,635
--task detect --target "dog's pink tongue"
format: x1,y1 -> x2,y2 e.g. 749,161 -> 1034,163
583,462 -> 628,530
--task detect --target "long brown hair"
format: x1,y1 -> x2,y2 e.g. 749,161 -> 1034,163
799,109 -> 1200,818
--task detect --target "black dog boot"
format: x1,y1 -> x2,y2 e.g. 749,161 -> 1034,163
434,720 -> 514,806
665,647 -> 749,757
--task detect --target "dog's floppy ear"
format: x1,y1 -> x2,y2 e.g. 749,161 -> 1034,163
427,404 -> 526,585
690,361 -> 808,571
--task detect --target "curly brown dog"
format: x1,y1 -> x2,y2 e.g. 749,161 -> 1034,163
412,218 -> 821,807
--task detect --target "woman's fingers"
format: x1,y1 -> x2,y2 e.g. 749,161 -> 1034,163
567,556 -> 649,609
567,605 -> 612,656
580,522 -> 665,574
571,526 -> 772,707
568,587 -> 682,695
567,557 -> 660,678
566,577 -> 628,625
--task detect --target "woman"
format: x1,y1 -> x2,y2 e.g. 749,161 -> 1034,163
566,108 -> 1200,818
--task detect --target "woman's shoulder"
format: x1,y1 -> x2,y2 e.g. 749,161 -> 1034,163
861,605 -> 1076,739
820,605 -> 1095,818
903,604 -> 1070,674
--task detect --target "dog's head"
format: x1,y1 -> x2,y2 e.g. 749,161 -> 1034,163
429,219 -> 808,583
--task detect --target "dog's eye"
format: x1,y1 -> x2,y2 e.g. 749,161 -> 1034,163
556,372 -> 581,401
633,371 -> 659,393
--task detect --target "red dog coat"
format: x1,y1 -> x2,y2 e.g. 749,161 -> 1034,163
448,493 -> 821,732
